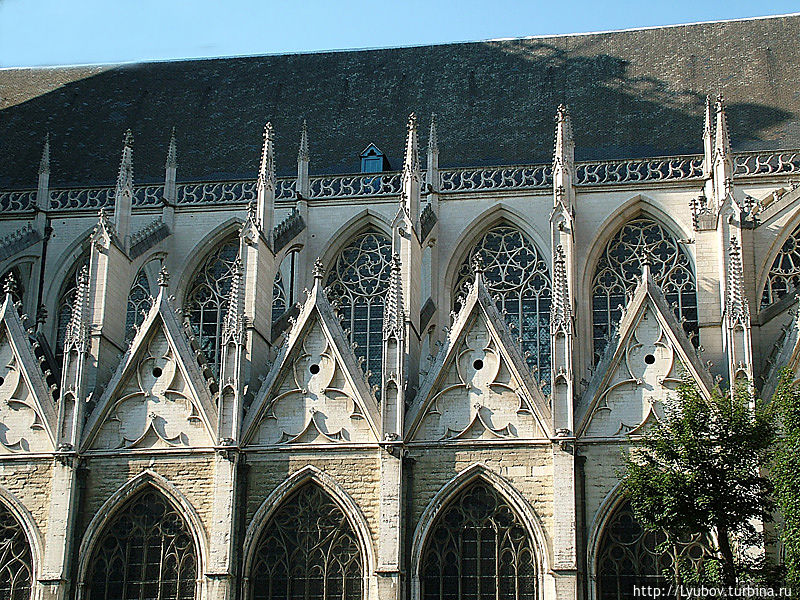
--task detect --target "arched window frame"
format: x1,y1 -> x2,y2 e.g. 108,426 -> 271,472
760,219 -> 800,309
324,229 -> 392,392
0,495 -> 37,600
125,258 -> 162,341
183,235 -> 240,375
589,215 -> 698,363
452,223 -> 552,392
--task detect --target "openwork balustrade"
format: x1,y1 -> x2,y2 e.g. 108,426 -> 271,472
2,150 -> 798,213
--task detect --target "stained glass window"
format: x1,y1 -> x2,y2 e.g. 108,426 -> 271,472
591,217 -> 698,363
86,488 -> 197,600
453,225 -> 552,392
250,483 -> 362,600
421,480 -> 538,600
762,223 -> 800,307
184,236 -> 239,374
55,255 -> 90,364
597,501 -> 710,600
0,501 -> 32,600
325,230 -> 392,392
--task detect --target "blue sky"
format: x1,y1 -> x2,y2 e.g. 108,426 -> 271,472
1,0 -> 799,68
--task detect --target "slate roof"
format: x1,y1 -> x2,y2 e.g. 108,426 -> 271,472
1,14 -> 799,189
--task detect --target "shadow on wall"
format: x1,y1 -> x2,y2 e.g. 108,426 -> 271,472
0,24 -> 796,189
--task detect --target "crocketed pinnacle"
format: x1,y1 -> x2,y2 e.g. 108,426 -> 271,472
258,122 -> 276,190
402,112 -> 420,178
64,266 -> 89,349
222,258 -> 245,344
298,119 -> 309,162
727,236 -> 750,322
714,94 -> 731,159
551,245 -> 571,329
428,114 -> 438,156
384,253 -> 404,331
116,129 -> 134,193
157,265 -> 170,288
38,133 -> 50,176
3,270 -> 18,299
166,127 -> 177,170
312,258 -> 324,281
553,104 -> 574,167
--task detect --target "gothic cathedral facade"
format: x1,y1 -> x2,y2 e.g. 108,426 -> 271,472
0,13 -> 798,600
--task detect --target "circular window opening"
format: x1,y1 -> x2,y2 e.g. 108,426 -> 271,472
309,363 -> 320,375
473,359 -> 484,371
644,354 -> 656,365
152,367 -> 163,378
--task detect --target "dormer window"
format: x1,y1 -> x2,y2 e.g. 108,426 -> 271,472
360,144 -> 390,173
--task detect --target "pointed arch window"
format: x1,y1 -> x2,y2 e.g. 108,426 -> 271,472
55,255 -> 90,364
125,259 -> 161,341
761,222 -> 800,308
86,487 -> 197,600
184,236 -> 239,375
421,479 -> 538,600
597,500 -> 710,600
591,217 -> 698,363
453,224 -> 552,392
0,501 -> 33,600
250,483 -> 363,600
325,230 -> 392,391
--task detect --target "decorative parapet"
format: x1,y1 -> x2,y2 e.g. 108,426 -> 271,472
2,150 -> 799,213
273,208 -> 305,253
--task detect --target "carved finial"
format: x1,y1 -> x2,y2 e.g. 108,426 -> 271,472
554,104 -> 574,158
639,248 -> 653,281
38,133 -> 50,175
117,129 -> 134,188
258,122 -> 276,191
298,119 -> 309,162
157,266 -> 170,288
63,266 -> 89,354
312,258 -> 324,281
222,257 -> 246,346
166,127 -> 177,170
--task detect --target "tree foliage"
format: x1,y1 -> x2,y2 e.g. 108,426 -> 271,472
622,379 -> 776,586
770,369 -> 800,590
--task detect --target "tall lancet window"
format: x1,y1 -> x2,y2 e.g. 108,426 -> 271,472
86,487 -> 197,600
55,254 -> 90,364
591,217 -> 697,363
762,222 -> 800,308
185,235 -> 239,374
125,258 -> 161,341
420,480 -> 538,600
325,230 -> 392,391
597,500 -> 710,600
250,483 -> 363,600
0,501 -> 33,600
453,224 -> 552,392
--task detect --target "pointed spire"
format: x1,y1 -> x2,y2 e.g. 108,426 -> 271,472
298,120 -> 309,162
38,133 -> 50,175
727,236 -> 749,323
384,253 -> 404,333
553,104 -> 574,166
63,266 -> 89,353
702,95 -> 714,176
403,113 -> 420,176
296,120 -> 310,197
426,114 -> 439,194
714,94 -> 731,159
166,127 -> 177,170
114,129 -> 134,246
553,104 -> 575,210
257,122 -> 276,235
551,245 -> 571,331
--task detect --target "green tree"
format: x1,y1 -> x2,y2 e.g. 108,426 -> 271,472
770,369 -> 800,590
622,379 -> 776,587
